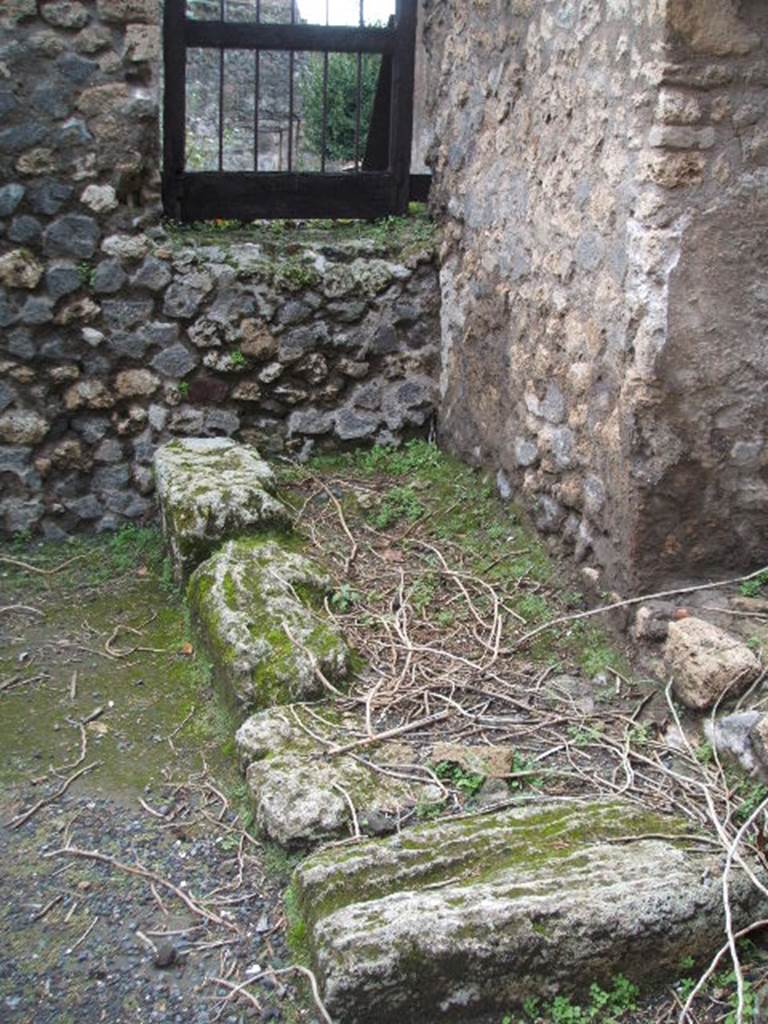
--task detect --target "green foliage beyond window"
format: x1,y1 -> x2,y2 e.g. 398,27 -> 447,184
300,52 -> 381,164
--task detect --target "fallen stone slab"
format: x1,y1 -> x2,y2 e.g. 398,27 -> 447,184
189,538 -> 348,714
236,705 -> 439,849
291,800 -> 761,1024
664,616 -> 761,710
154,437 -> 293,580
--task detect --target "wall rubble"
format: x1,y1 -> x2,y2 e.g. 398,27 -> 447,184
424,0 -> 768,591
0,0 -> 440,539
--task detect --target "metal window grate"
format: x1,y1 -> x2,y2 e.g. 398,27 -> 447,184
163,0 -> 428,220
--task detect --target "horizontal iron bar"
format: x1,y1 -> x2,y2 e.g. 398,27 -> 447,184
185,21 -> 396,55
179,171 -> 398,221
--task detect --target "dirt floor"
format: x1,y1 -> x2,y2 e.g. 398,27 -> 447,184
0,530 -> 311,1024
2,440 -> 768,1024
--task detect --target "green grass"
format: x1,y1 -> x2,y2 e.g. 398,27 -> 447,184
740,570 -> 768,598
0,525 -> 171,595
163,205 -> 436,261
287,440 -> 628,676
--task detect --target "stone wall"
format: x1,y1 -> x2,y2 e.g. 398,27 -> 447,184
0,0 -> 440,539
424,0 -> 768,592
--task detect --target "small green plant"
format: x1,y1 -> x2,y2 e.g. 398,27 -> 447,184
740,571 -> 768,598
177,380 -> 190,398
330,584 -> 361,614
436,610 -> 456,628
272,257 -> 319,292
679,955 -> 695,972
567,724 -> 605,749
78,260 -> 95,288
414,797 -> 446,821
370,485 -> 425,530
434,760 -> 485,799
508,751 -> 542,791
229,349 -> 247,369
504,976 -> 639,1024
695,741 -> 714,765
628,724 -> 650,748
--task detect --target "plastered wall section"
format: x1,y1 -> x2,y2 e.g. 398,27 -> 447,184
424,0 -> 768,591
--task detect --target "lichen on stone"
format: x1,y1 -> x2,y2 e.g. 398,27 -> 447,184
154,437 -> 294,580
188,539 -> 349,715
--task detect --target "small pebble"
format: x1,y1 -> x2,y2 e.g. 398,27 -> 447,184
153,942 -> 177,969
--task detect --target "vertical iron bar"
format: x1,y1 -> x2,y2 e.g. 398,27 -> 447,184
218,0 -> 224,172
354,0 -> 363,170
254,0 -> 260,170
162,0 -> 186,218
320,0 -> 329,172
287,0 -> 295,172
389,0 -> 416,211
321,50 -> 328,172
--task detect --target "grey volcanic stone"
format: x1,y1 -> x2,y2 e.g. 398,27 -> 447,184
294,801 -> 763,1024
71,414 -> 110,444
31,82 -> 74,119
56,53 -> 98,84
515,438 -> 539,467
535,495 -> 566,534
132,256 -> 172,292
336,408 -> 379,440
163,281 -> 206,319
20,297 -> 54,325
276,299 -> 311,326
0,382 -> 15,414
189,538 -> 347,710
102,298 -> 154,330
0,185 -> 25,218
8,216 -> 42,245
204,408 -> 240,436
92,258 -> 128,294
64,494 -> 103,520
0,124 -> 47,153
46,262 -> 82,300
30,180 -> 74,215
106,331 -> 150,359
288,408 -> 334,436
154,437 -> 293,579
43,214 -> 99,259
151,344 -> 198,379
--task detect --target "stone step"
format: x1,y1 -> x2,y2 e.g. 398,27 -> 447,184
291,800 -> 761,1024
236,705 -> 441,849
154,437 -> 293,581
188,538 -> 349,714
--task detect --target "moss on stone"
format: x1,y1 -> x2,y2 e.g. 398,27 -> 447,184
291,800 -> 698,934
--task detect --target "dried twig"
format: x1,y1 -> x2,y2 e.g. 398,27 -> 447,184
7,762 -> 100,829
0,553 -> 86,575
43,844 -> 239,933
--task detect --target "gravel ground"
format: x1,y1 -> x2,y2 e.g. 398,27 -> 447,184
0,535 -> 315,1024
0,790 -> 305,1024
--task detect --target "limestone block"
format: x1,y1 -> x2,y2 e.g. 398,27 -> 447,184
0,409 -> 49,445
154,438 -> 293,579
293,800 -> 759,1024
188,538 -> 347,711
665,617 -> 761,710
667,0 -> 760,57
0,250 -> 43,290
237,706 -> 426,848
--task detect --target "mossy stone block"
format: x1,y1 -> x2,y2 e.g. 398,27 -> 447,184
154,437 -> 293,580
188,538 -> 348,713
291,800 -> 763,1023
